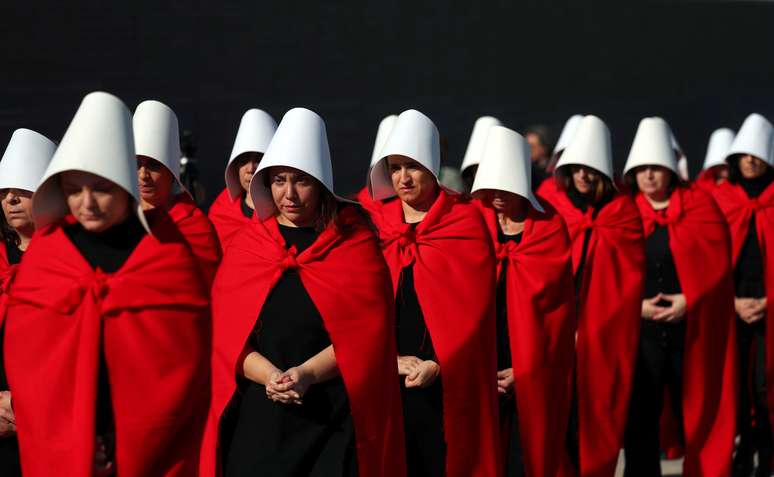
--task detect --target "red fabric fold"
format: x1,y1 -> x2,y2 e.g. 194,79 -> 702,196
475,199 -> 576,477
168,192 -> 222,286
537,178 -> 645,477
208,188 -> 253,250
636,187 -> 737,477
201,205 -> 406,477
4,214 -> 211,477
714,180 -> 774,432
377,189 -> 501,477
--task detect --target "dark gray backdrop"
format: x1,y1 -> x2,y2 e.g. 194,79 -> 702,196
2,0 -> 773,206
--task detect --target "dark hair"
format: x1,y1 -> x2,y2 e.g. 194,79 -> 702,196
556,166 -> 615,205
262,168 -> 343,233
0,213 -> 19,248
623,166 -> 683,195
726,154 -> 774,184
525,124 -> 555,152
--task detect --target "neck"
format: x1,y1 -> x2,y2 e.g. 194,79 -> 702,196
401,190 -> 438,224
16,227 -> 33,251
644,189 -> 670,210
244,191 -> 255,210
276,213 -> 315,228
140,195 -> 170,211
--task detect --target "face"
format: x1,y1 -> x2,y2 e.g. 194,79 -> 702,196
634,165 -> 672,197
526,132 -> 549,162
387,155 -> 438,209
570,165 -> 601,195
137,156 -> 174,207
235,152 -> 262,192
269,166 -> 322,227
60,170 -> 131,232
738,154 -> 769,179
487,190 -> 530,216
0,188 -> 34,232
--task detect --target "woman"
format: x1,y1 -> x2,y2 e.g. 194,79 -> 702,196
133,99 -> 221,285
713,113 -> 774,477
459,116 -> 502,193
0,128 -> 56,477
537,115 -> 644,477
4,92 -> 211,477
208,108 -> 277,249
202,107 -> 405,477
621,117 -> 736,477
470,126 -> 576,477
355,114 -> 397,223
695,128 -> 735,193
369,109 -> 500,477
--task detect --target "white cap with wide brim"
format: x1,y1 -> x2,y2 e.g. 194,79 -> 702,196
249,107 -> 351,220
369,115 -> 398,167
552,114 -> 583,159
33,91 -> 150,233
0,129 -> 57,192
226,109 -> 277,199
725,113 -> 774,167
702,128 -> 735,170
554,115 -> 615,181
666,125 -> 690,180
133,99 -> 187,195
368,109 -> 440,200
471,126 -> 544,212
623,117 -> 678,176
460,116 -> 502,173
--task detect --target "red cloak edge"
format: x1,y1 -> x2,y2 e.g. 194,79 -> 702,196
714,180 -> 774,434
377,189 -> 501,477
636,186 -> 736,477
3,213 -> 211,477
475,199 -> 576,477
168,192 -> 223,287
538,178 -> 645,477
201,205 -> 406,477
208,188 -> 253,251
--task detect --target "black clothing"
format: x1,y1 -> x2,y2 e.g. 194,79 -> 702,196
643,223 -> 682,299
396,222 -> 446,477
225,225 -> 357,477
496,228 -> 525,477
240,195 -> 253,219
64,216 -> 146,471
0,241 -> 22,477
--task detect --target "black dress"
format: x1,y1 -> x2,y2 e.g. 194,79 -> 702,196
496,228 -> 524,477
623,218 -> 685,477
240,195 -> 253,219
225,224 -> 357,477
396,223 -> 446,477
0,240 -> 23,477
64,216 -> 146,472
733,172 -> 774,477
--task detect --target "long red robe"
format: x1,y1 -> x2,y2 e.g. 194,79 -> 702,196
201,205 -> 406,477
168,192 -> 222,286
377,189 -> 500,477
537,178 -> 645,477
636,186 -> 736,477
3,212 -> 211,477
714,180 -> 774,431
694,168 -> 726,194
208,188 -> 252,251
475,199 -> 576,477
0,244 -> 17,330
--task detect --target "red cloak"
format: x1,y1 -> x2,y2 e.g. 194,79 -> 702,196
208,188 -> 253,250
475,199 -> 576,477
3,213 -> 211,477
714,180 -> 774,431
537,178 -> 645,477
636,186 -> 736,477
694,169 -> 725,194
201,205 -> 406,477
168,192 -> 222,286
0,244 -> 17,330
377,189 -> 501,477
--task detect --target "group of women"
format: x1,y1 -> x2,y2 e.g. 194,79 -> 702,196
0,91 -> 771,477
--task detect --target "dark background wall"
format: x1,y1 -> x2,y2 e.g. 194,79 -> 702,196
2,0 -> 773,206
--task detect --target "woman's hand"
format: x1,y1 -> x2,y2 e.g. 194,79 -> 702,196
405,360 -> 440,388
641,294 -> 667,319
397,355 -> 422,376
736,297 -> 767,323
265,371 -> 302,405
0,391 -> 15,438
652,294 -> 687,322
497,368 -> 515,395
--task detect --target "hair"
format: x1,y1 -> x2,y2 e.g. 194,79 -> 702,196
526,124 -> 555,152
0,213 -> 20,248
262,168 -> 343,233
623,166 -> 683,196
727,154 -> 773,184
556,166 -> 615,205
